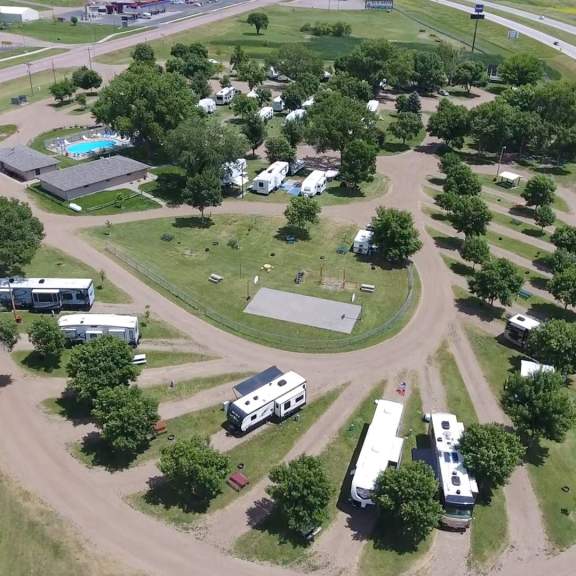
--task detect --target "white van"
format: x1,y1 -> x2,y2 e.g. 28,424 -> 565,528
301,170 -> 327,197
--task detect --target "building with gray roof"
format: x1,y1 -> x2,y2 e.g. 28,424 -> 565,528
0,145 -> 59,181
39,155 -> 149,201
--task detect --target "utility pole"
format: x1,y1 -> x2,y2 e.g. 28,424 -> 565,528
51,59 -> 56,83
495,145 -> 506,180
87,47 -> 93,70
26,62 -> 33,95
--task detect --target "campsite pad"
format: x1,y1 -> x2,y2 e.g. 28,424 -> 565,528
244,288 -> 362,334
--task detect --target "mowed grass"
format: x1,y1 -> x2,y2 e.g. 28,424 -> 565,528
0,48 -> 68,71
0,123 -> 17,142
377,111 -> 427,155
9,21 -> 122,44
73,188 -> 161,215
86,214 -> 417,352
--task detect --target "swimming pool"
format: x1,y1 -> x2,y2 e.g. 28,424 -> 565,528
66,139 -> 118,155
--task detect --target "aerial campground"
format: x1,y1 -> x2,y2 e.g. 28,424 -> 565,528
2,0 -> 576,575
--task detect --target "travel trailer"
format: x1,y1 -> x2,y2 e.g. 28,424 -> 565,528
272,96 -> 285,112
302,97 -> 315,109
352,229 -> 375,255
215,86 -> 236,105
0,277 -> 95,312
504,314 -> 541,347
247,89 -> 258,99
520,359 -> 554,378
251,161 -> 289,195
367,100 -> 379,113
198,98 -> 216,114
222,158 -> 248,188
285,108 -> 306,123
300,170 -> 327,197
350,400 -> 404,507
258,106 -> 274,122
429,413 -> 478,531
58,313 -> 140,345
224,367 -> 307,434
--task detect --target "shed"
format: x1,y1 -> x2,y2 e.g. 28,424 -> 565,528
0,6 -> 39,22
498,171 -> 521,188
0,145 -> 58,181
39,156 -> 149,201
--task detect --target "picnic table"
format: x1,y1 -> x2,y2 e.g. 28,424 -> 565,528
227,471 -> 250,492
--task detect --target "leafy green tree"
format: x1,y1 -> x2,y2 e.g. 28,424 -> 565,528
373,462 -> 442,545
238,59 -> 266,89
395,94 -> 408,114
500,53 -> 543,86
231,93 -> 258,119
548,266 -> 576,309
159,435 -> 230,504
427,99 -> 469,149
468,258 -> 523,306
220,74 -> 232,88
340,139 -> 377,189
282,118 -> 306,147
460,235 -> 490,269
131,43 -> 155,64
371,207 -> 422,263
527,320 -> 576,375
452,61 -> 487,93
439,151 -> 462,174
522,175 -> 556,208
256,86 -> 272,107
0,198 -> 44,275
71,66 -> 102,91
389,112 -> 423,145
406,91 -> 422,115
296,73 -> 320,99
328,72 -> 372,102
469,100 -> 516,152
229,45 -> 247,70
446,195 -> 492,236
183,169 -> 222,221
511,110 -> 548,155
67,336 -> 138,405
436,41 -> 463,85
551,225 -> 576,254
534,205 -> 556,231
267,455 -> 332,534
282,82 -> 307,111
284,196 -> 321,233
548,248 -> 576,275
246,12 -> 269,35
413,51 -> 445,93
92,386 -> 159,456
28,317 -> 65,362
243,113 -> 266,155
272,45 -> 323,81
0,317 -> 18,351
75,92 -> 87,109
165,43 -> 214,99
502,370 -> 576,442
49,78 -> 76,103
265,135 -> 296,164
443,163 -> 481,196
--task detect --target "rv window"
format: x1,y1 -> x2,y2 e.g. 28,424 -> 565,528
451,452 -> 459,463
250,414 -> 258,421
76,291 -> 87,300
295,395 -> 304,403
62,293 -> 73,300
284,401 -> 291,410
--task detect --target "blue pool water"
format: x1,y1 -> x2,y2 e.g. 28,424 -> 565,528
66,139 -> 118,155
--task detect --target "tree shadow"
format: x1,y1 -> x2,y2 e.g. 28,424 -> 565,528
326,184 -> 366,199
172,216 -> 214,229
246,507 -> 310,548
429,211 -> 448,222
509,205 -> 534,219
431,235 -> 461,252
118,145 -> 169,166
533,165 -> 571,178
143,477 -> 210,514
274,225 -> 310,242
413,141 -> 442,156
449,89 -> 479,99
523,228 -> 546,240
245,496 -> 275,528
19,351 -> 64,375
51,393 -> 92,425
369,516 -> 421,555
523,438 -> 550,467
454,294 -> 504,322
148,171 -> 185,206
455,150 -> 496,166
78,431 -> 137,471
447,260 -> 473,277
381,142 -> 410,154
532,256 -> 552,274
428,176 -> 445,187
0,374 -> 13,388
527,301 -> 576,323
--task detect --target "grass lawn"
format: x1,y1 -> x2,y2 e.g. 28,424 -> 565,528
0,48 -> 68,71
399,380 -> 427,462
139,316 -> 186,340
377,111 -> 427,155
86,214 -> 419,352
9,21 -> 123,44
490,210 -> 553,243
29,126 -> 86,157
127,388 -> 341,528
0,123 -> 17,142
485,229 -> 552,267
73,188 -> 161,215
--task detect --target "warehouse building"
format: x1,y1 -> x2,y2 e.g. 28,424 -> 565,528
0,6 -> 39,23
0,145 -> 59,181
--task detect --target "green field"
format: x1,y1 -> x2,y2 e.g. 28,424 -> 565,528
0,48 -> 68,71
0,123 -> 17,142
9,21 -> 123,44
86,214 -> 419,352
377,111 -> 428,155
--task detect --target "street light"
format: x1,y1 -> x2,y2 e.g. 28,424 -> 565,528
25,62 -> 33,95
495,145 -> 507,180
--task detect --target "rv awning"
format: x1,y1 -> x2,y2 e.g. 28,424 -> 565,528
233,366 -> 283,399
389,437 -> 404,464
32,288 -> 59,294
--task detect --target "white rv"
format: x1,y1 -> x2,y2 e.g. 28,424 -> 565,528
366,100 -> 379,113
225,367 -> 307,434
267,66 -> 279,80
222,158 -> 248,188
351,400 -> 404,507
352,229 -> 375,255
258,106 -> 274,122
58,313 -> 140,345
429,413 -> 478,531
300,170 -> 327,197
247,89 -> 258,99
272,96 -> 285,112
252,161 -> 289,195
198,98 -> 216,114
285,108 -> 306,123
520,359 -> 555,378
504,314 -> 540,347
215,86 -> 236,105
302,96 -> 315,109
0,277 -> 95,312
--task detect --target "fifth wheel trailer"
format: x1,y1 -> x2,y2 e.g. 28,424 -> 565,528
58,313 -> 140,345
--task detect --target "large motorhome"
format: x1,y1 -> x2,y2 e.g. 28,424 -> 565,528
430,413 -> 478,531
224,367 -> 306,434
350,400 -> 404,507
0,277 -> 95,312
215,86 -> 235,105
58,314 -> 140,345
251,161 -> 289,195
504,313 -> 541,348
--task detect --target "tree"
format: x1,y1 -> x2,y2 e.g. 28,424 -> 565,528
436,41 -> 463,85
295,73 -> 320,99
238,59 -> 266,89
371,207 -> 422,263
0,198 -> 44,275
439,151 -> 462,174
522,175 -> 556,208
413,51 -> 445,93
0,317 -> 18,352
551,225 -> 576,254
282,82 -> 307,111
534,205 -> 556,231
548,266 -> 576,309
502,370 -> 576,442
282,118 -> 306,147
28,317 -> 65,362
328,72 -> 372,102
446,195 -> 492,236
229,45 -> 247,70
458,423 -> 524,492
131,43 -> 155,64
183,169 -> 222,221
406,91 -> 422,115
395,94 -> 408,114
460,235 -> 490,269
389,112 -> 423,145
265,135 -> 296,164
427,99 -> 469,149
267,455 -> 332,534
165,43 -> 214,99
243,113 -> 266,155
75,92 -> 87,109
231,93 -> 258,119
92,386 -> 159,456
284,196 -> 321,233
500,54 -> 543,86
219,74 -> 231,88
255,86 -> 272,107
66,336 -> 138,405
49,78 -> 76,103
70,15 -> 78,25
340,139 -> 377,189
469,100 -> 516,152
246,12 -> 269,35
443,162 -> 481,197
452,61 -> 487,93
526,320 -> 576,375
272,45 -> 323,81
468,258 -> 523,306
549,248 -> 576,275
373,462 -> 442,545
71,66 -> 102,91
159,435 -> 230,504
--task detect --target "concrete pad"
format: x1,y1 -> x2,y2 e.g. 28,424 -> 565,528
244,288 -> 362,334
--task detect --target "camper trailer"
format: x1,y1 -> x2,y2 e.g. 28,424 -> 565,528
504,314 -> 541,348
222,158 -> 248,188
272,96 -> 285,113
300,170 -> 327,197
302,97 -> 315,109
215,86 -> 236,105
285,108 -> 306,123
252,161 -> 289,195
366,100 -> 379,113
352,229 -> 375,255
0,277 -> 95,312
198,98 -> 216,114
224,367 -> 307,434
258,106 -> 274,122
58,314 -> 139,345
247,89 -> 258,99
267,66 -> 279,80
350,400 -> 404,507
429,413 -> 478,531
520,359 -> 555,378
